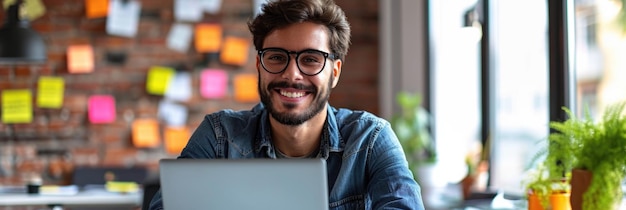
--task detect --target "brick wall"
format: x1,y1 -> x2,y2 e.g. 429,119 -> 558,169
0,0 -> 379,185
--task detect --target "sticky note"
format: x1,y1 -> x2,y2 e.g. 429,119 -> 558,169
1,89 -> 33,124
174,0 -> 203,22
220,36 -> 250,66
201,0 -> 222,14
85,0 -> 109,18
3,0 -> 46,21
164,126 -> 190,155
158,100 -> 188,127
195,24 -> 222,53
37,76 -> 65,108
146,66 -> 175,95
167,23 -> 193,53
88,95 -> 116,124
132,118 -> 161,148
200,69 -> 228,99
67,45 -> 95,73
164,72 -> 192,102
106,0 -> 141,37
233,74 -> 259,103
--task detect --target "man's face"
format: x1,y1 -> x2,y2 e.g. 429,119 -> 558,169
257,22 -> 342,126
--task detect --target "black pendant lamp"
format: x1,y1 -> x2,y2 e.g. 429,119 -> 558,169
0,0 -> 47,63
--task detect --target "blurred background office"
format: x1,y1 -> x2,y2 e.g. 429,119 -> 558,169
0,0 -> 625,209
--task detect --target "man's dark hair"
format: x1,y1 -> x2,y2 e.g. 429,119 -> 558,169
248,0 -> 351,61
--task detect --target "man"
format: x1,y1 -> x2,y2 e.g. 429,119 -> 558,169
149,0 -> 425,209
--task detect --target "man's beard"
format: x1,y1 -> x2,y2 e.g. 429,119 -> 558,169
259,76 -> 333,126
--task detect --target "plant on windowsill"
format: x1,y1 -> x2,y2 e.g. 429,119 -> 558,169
531,102 -> 626,210
390,91 -> 437,178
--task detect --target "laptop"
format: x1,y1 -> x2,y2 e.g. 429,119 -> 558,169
159,158 -> 329,210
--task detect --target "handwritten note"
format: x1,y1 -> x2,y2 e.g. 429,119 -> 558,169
195,24 -> 222,53
88,95 -> 116,124
132,118 -> 161,148
220,36 -> 250,66
106,0 -> 141,37
146,66 -> 175,95
167,23 -> 193,53
67,45 -> 94,73
164,126 -> 190,155
200,69 -> 228,99
37,76 -> 65,108
165,72 -> 192,102
233,74 -> 259,103
1,89 -> 32,124
85,0 -> 109,18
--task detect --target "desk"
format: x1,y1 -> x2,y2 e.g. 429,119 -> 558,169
0,186 -> 141,208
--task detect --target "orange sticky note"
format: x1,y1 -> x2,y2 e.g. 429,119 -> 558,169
146,66 -> 175,95
220,36 -> 250,66
85,0 -> 109,18
233,74 -> 259,103
132,118 -> 161,148
195,24 -> 222,53
67,45 -> 95,73
37,76 -> 65,108
1,89 -> 33,124
164,126 -> 190,155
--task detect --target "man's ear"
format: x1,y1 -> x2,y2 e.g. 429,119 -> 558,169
331,59 -> 342,88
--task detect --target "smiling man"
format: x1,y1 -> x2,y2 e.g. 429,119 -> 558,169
149,0 -> 425,209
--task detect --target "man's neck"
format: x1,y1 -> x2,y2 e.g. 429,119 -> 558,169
269,108 -> 327,157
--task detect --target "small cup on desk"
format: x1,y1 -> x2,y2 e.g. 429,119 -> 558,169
26,177 -> 42,195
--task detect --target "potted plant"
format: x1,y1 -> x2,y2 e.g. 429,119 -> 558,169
522,162 -> 572,210
390,91 -> 436,174
538,102 -> 626,210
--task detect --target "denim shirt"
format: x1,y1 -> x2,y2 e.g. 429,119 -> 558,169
149,103 -> 425,210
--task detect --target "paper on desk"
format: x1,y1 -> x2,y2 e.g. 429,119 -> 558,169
39,185 -> 79,196
106,0 -> 141,37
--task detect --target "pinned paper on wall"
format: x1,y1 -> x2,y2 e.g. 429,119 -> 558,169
166,23 -> 193,53
164,126 -> 190,155
165,72 -> 192,102
37,76 -> 65,108
200,69 -> 228,99
1,89 -> 33,124
233,74 -> 259,103
85,0 -> 109,18
158,100 -> 188,127
67,45 -> 94,73
3,0 -> 46,21
88,95 -> 116,124
195,24 -> 222,53
201,0 -> 222,14
106,0 -> 140,37
252,0 -> 270,17
174,0 -> 203,22
131,118 -> 161,148
220,36 -> 250,66
146,66 -> 175,95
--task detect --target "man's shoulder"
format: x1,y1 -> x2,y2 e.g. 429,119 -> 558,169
332,106 -> 388,125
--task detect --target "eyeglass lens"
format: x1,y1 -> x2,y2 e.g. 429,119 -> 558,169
260,49 -> 327,75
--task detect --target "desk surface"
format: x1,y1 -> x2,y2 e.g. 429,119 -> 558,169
0,186 -> 142,207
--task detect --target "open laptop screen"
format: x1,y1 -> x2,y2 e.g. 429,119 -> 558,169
159,158 -> 329,210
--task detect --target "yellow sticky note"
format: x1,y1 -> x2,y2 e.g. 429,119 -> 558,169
3,0 -> 46,21
85,0 -> 109,18
195,24 -> 222,53
37,76 -> 65,108
220,36 -> 250,66
67,45 -> 95,73
146,66 -> 175,95
233,74 -> 259,103
1,89 -> 33,124
164,126 -> 190,155
132,118 -> 161,148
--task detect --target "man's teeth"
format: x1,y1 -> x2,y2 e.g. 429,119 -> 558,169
280,91 -> 305,98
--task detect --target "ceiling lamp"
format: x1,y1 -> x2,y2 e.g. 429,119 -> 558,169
0,0 -> 47,63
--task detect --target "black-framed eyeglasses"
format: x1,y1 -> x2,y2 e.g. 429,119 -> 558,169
258,48 -> 337,76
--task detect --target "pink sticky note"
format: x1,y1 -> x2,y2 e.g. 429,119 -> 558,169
200,69 -> 228,99
88,95 -> 116,124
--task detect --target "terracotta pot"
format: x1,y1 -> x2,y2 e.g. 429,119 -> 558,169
528,191 -> 572,210
570,169 -> 592,210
